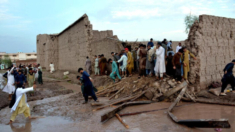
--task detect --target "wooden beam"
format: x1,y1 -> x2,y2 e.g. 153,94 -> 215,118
159,81 -> 187,101
115,114 -> 129,129
101,101 -> 151,122
109,87 -> 125,100
93,96 -> 137,112
167,86 -> 230,128
168,86 -> 188,112
96,82 -> 122,94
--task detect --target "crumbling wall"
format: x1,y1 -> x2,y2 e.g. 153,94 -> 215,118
37,14 -> 124,73
185,15 -> 235,89
37,34 -> 48,69
37,34 -> 58,70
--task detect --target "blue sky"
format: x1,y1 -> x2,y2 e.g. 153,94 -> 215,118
0,0 -> 235,53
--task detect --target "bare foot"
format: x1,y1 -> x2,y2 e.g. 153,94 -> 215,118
6,120 -> 13,125
28,116 -> 37,119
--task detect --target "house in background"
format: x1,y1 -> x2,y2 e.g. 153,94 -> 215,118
0,52 -> 37,67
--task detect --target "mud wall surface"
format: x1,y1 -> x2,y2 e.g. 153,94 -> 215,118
37,34 -> 58,70
90,38 -> 123,59
58,18 -> 88,71
37,34 -> 48,69
37,14 -> 123,72
185,15 -> 235,88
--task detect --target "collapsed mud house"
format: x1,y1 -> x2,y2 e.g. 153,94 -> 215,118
37,14 -> 123,72
37,14 -> 235,89
185,15 -> 235,88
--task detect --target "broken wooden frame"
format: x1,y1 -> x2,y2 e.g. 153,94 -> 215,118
168,86 -> 231,128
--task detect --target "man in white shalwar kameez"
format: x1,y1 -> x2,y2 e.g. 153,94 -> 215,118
2,66 -> 15,100
117,53 -> 128,77
154,42 -> 166,80
49,62 -> 55,73
7,84 -> 37,125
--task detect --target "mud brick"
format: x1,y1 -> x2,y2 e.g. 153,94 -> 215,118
228,39 -> 234,47
216,56 -> 224,64
206,56 -> 216,66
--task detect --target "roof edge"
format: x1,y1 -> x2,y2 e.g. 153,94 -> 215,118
57,14 -> 88,36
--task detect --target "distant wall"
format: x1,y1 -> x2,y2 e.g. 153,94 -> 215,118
185,15 -> 235,89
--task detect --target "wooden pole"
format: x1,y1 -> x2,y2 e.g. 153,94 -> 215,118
109,87 -> 125,100
115,114 -> 129,129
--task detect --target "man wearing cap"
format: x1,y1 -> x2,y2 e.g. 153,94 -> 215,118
147,38 -> 154,47
125,48 -> 134,77
154,42 -> 166,80
220,60 -> 235,96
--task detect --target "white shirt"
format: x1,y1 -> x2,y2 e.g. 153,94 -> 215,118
118,55 -> 128,66
176,45 -> 182,53
11,87 -> 34,112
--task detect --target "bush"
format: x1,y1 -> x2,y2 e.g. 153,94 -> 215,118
185,13 -> 199,34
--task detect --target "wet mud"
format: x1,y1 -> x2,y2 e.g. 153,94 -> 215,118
0,74 -> 73,110
1,73 -> 235,132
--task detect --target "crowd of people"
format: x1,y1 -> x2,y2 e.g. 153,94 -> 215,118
84,38 -> 196,84
1,63 -> 42,124
2,63 -> 43,100
77,38 -> 198,104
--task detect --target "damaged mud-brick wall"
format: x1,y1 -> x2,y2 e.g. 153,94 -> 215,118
37,14 -> 124,72
185,15 -> 235,89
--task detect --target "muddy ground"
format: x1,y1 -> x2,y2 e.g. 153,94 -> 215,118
0,71 -> 235,132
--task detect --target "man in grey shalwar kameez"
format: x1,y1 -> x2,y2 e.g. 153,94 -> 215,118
85,56 -> 92,75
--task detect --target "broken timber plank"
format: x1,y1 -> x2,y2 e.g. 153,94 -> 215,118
168,86 -> 188,112
132,83 -> 149,93
182,98 -> 235,106
115,114 -> 129,129
96,82 -> 122,94
101,101 -> 151,122
168,112 -> 230,128
130,91 -> 146,101
97,88 -> 119,96
159,81 -> 187,101
93,96 -> 137,112
185,91 -> 196,102
109,87 -> 125,100
119,103 -> 194,117
167,86 -> 230,128
91,103 -> 104,106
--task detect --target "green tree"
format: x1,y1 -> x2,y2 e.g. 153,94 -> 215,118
184,13 -> 199,34
1,55 -> 12,68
